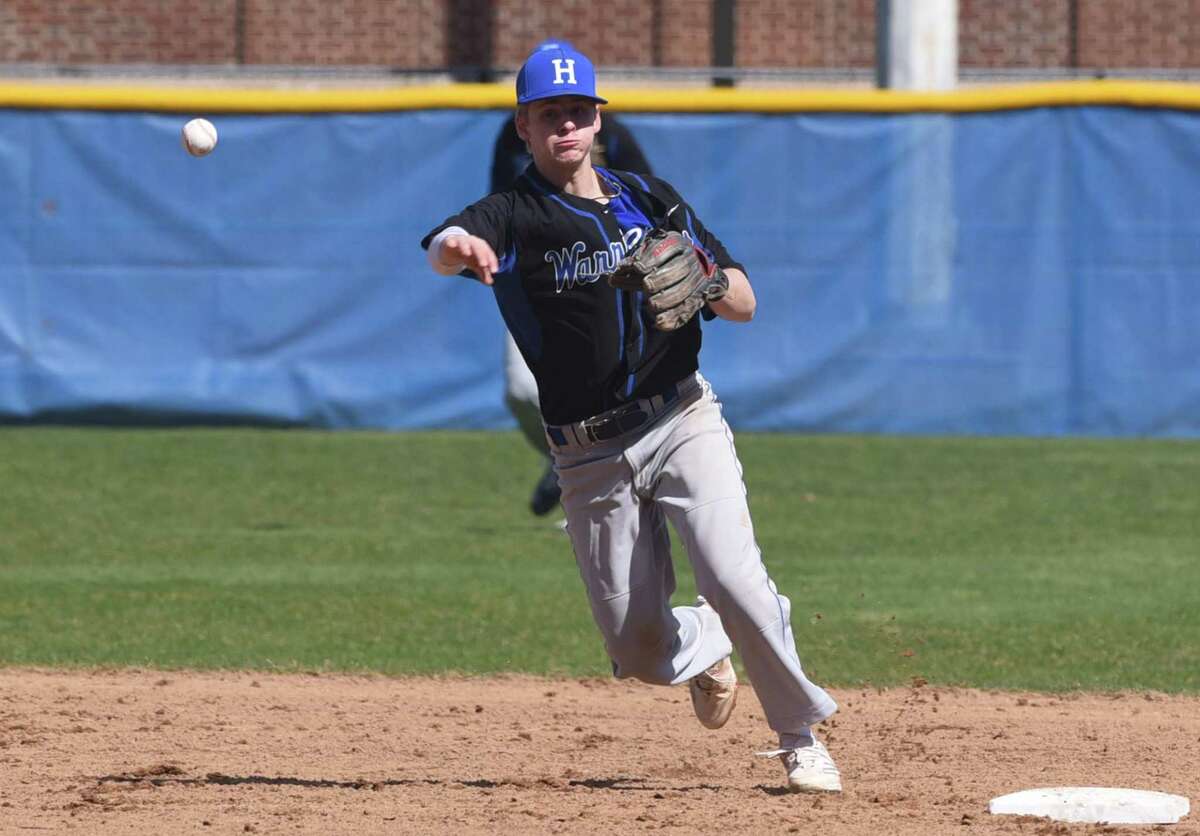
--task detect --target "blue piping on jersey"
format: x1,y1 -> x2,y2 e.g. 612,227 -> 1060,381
619,286 -> 633,398
526,173 -> 633,385
526,173 -> 613,246
629,290 -> 645,397
600,167 -> 720,349
548,195 -> 609,242
599,167 -> 647,396
604,168 -> 711,262
680,206 -> 721,322
543,193 -> 631,383
682,207 -> 715,261
497,244 -> 517,273
530,168 -> 668,401
596,167 -> 656,399
624,171 -> 651,192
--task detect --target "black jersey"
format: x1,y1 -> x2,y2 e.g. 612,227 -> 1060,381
421,165 -> 745,426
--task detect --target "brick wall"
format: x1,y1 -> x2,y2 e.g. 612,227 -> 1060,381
0,0 -> 237,64
3,0 -> 1200,72
1075,0 -> 1200,67
737,0 -> 875,69
958,0 -> 1200,70
239,0 -> 447,66
492,0 -> 658,67
960,0 -> 1072,68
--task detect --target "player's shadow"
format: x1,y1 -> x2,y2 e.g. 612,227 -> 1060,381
755,783 -> 799,796
467,776 -> 722,792
99,772 -> 441,789
99,772 -> 723,793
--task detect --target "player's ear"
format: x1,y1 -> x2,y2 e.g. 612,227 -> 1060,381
515,106 -> 530,144
594,105 -> 602,132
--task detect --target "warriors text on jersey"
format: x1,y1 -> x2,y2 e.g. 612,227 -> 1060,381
421,166 -> 744,425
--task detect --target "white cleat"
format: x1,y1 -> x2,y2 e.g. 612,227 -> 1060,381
758,739 -> 843,793
689,655 -> 738,729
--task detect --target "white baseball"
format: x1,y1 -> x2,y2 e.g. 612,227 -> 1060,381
181,118 -> 218,157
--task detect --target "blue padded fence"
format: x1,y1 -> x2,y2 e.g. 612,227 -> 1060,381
1,106 -> 1198,435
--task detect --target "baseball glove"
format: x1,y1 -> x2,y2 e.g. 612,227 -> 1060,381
605,229 -> 729,332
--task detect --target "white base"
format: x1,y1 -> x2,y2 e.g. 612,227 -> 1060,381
989,787 -> 1189,825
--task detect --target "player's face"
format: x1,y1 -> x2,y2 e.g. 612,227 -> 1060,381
517,96 -> 601,170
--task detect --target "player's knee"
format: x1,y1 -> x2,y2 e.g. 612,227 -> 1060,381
699,580 -> 794,636
606,620 -> 674,682
610,621 -> 671,658
699,562 -> 763,607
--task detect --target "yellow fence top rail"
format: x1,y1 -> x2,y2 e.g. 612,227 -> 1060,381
4,79 -> 1200,113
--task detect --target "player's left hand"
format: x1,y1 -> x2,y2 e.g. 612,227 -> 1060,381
604,229 -> 729,331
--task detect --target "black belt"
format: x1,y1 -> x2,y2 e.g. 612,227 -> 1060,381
545,379 -> 690,450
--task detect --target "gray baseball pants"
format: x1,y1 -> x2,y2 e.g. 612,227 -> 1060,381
547,373 -> 837,736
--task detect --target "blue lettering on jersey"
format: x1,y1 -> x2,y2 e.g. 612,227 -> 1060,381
545,226 -> 648,293
544,241 -> 587,291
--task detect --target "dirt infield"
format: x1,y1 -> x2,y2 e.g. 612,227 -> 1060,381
1,669 -> 1196,835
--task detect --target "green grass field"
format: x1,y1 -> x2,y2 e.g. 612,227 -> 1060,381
1,428 -> 1197,692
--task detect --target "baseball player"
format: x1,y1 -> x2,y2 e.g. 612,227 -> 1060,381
421,43 -> 841,793
491,39 -> 654,517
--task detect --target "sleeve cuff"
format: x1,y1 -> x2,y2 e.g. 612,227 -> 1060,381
426,226 -> 470,275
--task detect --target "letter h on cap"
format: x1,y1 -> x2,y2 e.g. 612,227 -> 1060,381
552,58 -> 577,85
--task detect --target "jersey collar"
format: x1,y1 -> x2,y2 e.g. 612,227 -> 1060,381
522,163 -> 623,205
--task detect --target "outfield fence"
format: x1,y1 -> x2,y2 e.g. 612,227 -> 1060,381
1,82 -> 1198,435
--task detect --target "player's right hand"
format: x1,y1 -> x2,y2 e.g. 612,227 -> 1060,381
441,234 -> 499,285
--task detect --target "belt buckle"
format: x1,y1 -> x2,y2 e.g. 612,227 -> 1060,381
583,403 -> 647,443
582,417 -> 614,443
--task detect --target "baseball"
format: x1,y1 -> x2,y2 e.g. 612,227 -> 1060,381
181,118 -> 218,157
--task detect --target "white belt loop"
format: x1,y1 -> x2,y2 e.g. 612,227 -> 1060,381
568,423 -> 585,448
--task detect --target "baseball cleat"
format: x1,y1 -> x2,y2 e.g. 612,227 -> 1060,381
689,655 -> 738,730
529,463 -> 562,516
758,739 -> 843,793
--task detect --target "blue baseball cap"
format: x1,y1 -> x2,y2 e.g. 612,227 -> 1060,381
516,42 -> 607,105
